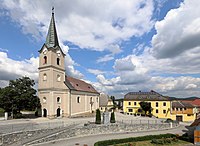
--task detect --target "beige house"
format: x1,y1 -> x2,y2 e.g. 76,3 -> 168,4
99,93 -> 114,112
38,10 -> 99,119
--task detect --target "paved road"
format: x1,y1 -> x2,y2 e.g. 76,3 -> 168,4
38,125 -> 189,146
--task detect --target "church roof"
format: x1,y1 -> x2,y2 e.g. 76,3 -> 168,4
65,76 -> 99,94
124,90 -> 169,101
45,9 -> 59,48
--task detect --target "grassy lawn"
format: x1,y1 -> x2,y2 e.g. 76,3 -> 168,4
113,139 -> 191,146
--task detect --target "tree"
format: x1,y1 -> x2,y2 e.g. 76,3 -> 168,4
110,111 -> 116,123
0,77 -> 40,117
95,109 -> 101,124
139,101 -> 152,116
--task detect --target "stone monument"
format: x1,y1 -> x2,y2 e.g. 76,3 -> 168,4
103,108 -> 109,125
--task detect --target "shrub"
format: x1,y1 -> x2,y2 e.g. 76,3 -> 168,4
95,109 -> 101,124
110,111 -> 116,123
94,134 -> 176,146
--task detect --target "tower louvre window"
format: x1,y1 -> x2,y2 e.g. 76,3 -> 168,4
44,56 -> 47,64
77,96 -> 80,103
57,58 -> 60,65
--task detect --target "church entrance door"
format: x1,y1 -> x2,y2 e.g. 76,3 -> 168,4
43,109 -> 47,117
57,108 -> 61,117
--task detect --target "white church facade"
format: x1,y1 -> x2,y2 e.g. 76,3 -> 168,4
38,10 -> 100,119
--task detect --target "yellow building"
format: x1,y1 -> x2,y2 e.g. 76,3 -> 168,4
123,90 -> 171,119
123,90 -> 197,122
171,101 -> 197,122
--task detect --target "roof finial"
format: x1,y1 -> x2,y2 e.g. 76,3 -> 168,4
52,7 -> 54,15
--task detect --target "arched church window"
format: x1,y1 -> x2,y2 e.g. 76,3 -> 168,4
44,56 -> 47,64
57,97 -> 61,103
43,97 -> 47,103
77,96 -> 80,103
43,73 -> 47,81
90,97 -> 93,103
57,74 -> 61,81
57,58 -> 60,65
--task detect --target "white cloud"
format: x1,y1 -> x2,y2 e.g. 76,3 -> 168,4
87,69 -> 105,76
0,51 -> 38,83
96,54 -> 114,63
1,0 -> 154,54
152,0 -> 200,58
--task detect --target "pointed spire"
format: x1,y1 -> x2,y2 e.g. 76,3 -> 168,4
45,7 -> 59,48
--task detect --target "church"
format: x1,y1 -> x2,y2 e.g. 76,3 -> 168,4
38,10 -> 100,119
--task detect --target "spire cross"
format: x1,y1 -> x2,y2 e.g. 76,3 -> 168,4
52,7 -> 54,15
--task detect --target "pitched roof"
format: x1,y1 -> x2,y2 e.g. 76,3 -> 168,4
192,99 -> 200,106
124,90 -> 169,101
45,11 -> 59,48
172,101 -> 195,108
65,76 -> 99,94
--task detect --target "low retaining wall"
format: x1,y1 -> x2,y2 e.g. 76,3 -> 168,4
28,122 -> 179,145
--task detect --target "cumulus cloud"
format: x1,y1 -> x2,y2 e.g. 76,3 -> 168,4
87,69 -> 105,75
152,0 -> 200,58
1,0 -> 154,54
0,51 -> 38,85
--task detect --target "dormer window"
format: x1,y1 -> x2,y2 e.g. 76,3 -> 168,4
57,58 -> 60,65
44,56 -> 47,64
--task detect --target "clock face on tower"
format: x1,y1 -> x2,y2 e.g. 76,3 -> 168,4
43,48 -> 47,55
56,50 -> 61,57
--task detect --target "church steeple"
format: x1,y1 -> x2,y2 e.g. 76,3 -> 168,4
45,7 -> 59,48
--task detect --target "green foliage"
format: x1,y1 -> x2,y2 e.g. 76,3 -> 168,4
0,77 -> 41,118
94,134 -> 176,146
110,111 -> 116,123
151,137 -> 179,145
139,101 -> 152,116
95,109 -> 101,124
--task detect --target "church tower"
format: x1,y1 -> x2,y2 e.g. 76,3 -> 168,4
38,9 -> 69,118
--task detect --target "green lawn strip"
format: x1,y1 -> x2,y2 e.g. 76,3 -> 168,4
114,139 -> 190,146
94,134 -> 176,146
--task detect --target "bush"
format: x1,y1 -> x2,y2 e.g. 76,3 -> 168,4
95,109 -> 101,124
14,112 -> 24,119
110,112 -> 116,123
94,134 -> 176,146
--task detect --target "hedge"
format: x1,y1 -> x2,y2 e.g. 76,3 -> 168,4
94,133 -> 176,146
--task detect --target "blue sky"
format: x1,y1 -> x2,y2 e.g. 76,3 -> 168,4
0,0 -> 200,98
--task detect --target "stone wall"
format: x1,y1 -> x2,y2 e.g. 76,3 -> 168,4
28,122 -> 178,145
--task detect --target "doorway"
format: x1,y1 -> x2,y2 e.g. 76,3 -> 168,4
43,109 -> 47,117
57,108 -> 61,117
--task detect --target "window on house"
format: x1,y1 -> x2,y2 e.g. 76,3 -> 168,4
156,102 -> 158,107
134,102 -> 136,106
90,97 -> 93,103
172,108 -> 175,111
77,97 -> 80,103
57,74 -> 61,81
184,108 -> 186,110
128,102 -> 131,105
43,97 -> 46,103
43,74 -> 47,81
176,108 -> 179,111
163,102 -> 166,106
180,108 -> 182,111
156,109 -> 158,113
44,56 -> 47,64
57,97 -> 61,103
128,109 -> 133,112
163,110 -> 166,114
57,58 -> 60,65
96,97 -> 98,103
